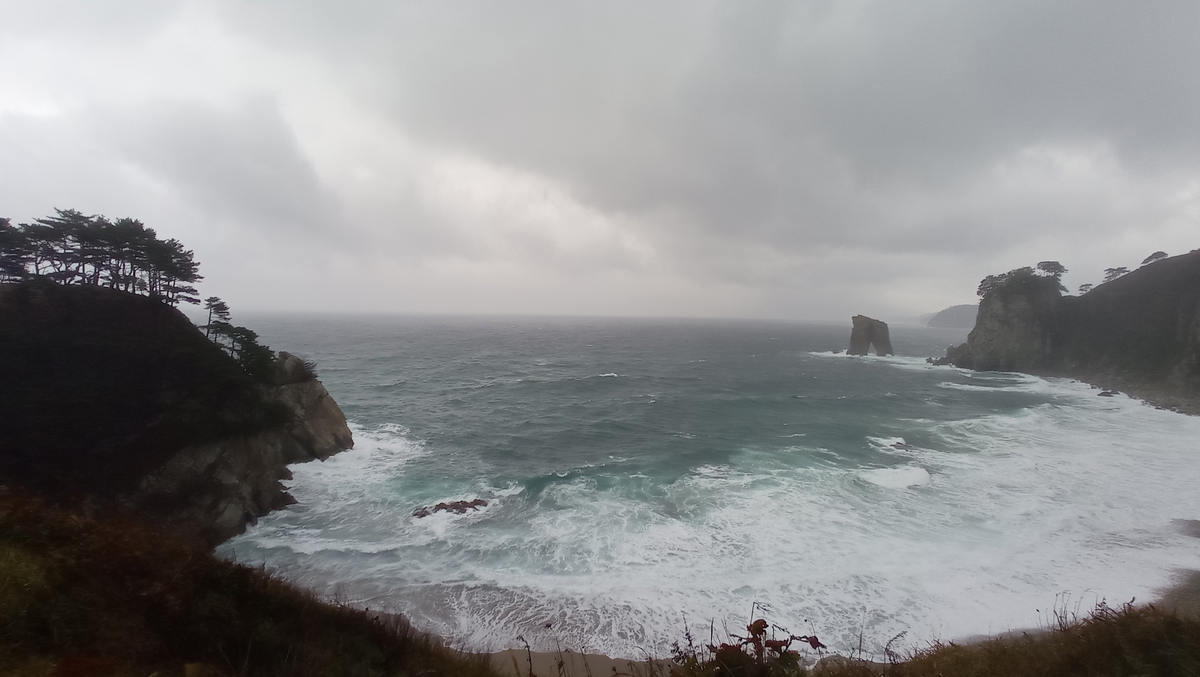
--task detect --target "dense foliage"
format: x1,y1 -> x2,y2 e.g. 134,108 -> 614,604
0,210 -> 201,307
976,261 -> 1067,300
1,209 -> 277,380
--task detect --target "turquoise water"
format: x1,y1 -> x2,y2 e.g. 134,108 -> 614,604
220,316 -> 1200,658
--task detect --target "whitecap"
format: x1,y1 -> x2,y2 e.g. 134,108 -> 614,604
860,465 -> 932,489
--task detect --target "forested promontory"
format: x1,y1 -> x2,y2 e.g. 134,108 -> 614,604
935,251 -> 1200,413
0,209 -> 353,543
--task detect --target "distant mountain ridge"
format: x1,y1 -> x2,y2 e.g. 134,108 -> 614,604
935,250 -> 1200,413
927,304 -> 978,329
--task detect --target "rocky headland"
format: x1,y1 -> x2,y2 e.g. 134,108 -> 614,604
0,280 -> 354,545
933,250 -> 1200,414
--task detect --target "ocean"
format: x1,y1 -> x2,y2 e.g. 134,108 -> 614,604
218,315 -> 1200,659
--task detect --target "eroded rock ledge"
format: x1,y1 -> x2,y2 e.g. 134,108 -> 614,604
132,353 -> 354,545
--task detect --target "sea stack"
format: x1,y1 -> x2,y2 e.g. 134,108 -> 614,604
848,315 -> 894,356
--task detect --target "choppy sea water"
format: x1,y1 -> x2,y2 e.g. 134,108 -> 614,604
219,315 -> 1200,659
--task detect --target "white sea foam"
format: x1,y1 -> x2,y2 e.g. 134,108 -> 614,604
225,374 -> 1200,661
861,465 -> 931,488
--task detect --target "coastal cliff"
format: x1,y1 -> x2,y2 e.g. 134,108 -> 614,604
0,280 -> 353,544
937,250 -> 1200,412
133,352 -> 354,544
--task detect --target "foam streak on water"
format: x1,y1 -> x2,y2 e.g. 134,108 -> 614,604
220,317 -> 1200,659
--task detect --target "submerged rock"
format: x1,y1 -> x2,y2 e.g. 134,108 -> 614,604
848,315 -> 894,356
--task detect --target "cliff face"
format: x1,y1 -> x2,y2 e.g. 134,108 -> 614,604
940,251 -> 1200,411
0,281 -> 353,544
955,283 -> 1061,371
133,353 -> 354,544
848,315 -> 894,356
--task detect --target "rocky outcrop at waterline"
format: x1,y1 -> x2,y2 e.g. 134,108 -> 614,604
133,352 -> 354,544
848,315 -> 894,356
412,498 -> 488,518
0,281 -> 353,545
932,250 -> 1200,414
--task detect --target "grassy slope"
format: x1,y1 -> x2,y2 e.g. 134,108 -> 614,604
0,491 -> 499,677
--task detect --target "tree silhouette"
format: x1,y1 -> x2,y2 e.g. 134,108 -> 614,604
977,266 -> 1035,298
1141,251 -> 1168,266
1036,261 -> 1067,279
1078,283 -> 1094,294
2,209 -> 203,306
203,296 -> 232,338
4,209 -> 278,380
0,217 -> 31,281
1104,267 -> 1129,283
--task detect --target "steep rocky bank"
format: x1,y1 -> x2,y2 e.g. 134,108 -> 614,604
0,280 -> 353,544
133,352 -> 354,544
935,250 -> 1200,413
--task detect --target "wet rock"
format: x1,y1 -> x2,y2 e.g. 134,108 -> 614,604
413,498 -> 488,518
848,315 -> 894,356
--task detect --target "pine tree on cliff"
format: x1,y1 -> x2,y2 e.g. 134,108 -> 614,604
0,217 -> 31,281
977,264 -> 1065,300
203,297 -> 232,338
1036,261 -> 1067,280
1141,251 -> 1168,266
1104,267 -> 1129,283
6,209 -> 202,307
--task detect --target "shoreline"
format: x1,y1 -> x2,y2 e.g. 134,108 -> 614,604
469,371 -> 1200,670
481,569 -> 1200,675
1060,373 -> 1200,417
489,649 -> 672,677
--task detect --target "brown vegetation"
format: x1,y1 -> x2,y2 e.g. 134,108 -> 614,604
0,490 -> 498,677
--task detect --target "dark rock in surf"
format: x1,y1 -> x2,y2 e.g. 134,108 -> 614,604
848,315 -> 894,356
413,498 -> 488,518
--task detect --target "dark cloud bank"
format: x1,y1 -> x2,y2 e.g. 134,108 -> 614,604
1,1 -> 1198,318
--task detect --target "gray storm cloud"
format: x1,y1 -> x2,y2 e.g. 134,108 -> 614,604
1,0 -> 1198,318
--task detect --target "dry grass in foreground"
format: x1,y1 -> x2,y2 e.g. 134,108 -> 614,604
0,490 -> 499,677
660,601 -> 1200,677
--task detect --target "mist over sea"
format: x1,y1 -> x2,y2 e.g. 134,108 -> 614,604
220,315 -> 1200,659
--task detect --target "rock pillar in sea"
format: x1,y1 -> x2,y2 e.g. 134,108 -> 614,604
848,315 -> 894,356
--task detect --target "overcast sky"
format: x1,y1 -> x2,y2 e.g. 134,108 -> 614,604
2,1 -> 1198,321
